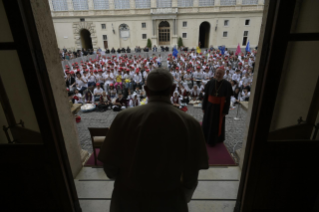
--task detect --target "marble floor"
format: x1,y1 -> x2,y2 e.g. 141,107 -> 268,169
75,166 -> 241,212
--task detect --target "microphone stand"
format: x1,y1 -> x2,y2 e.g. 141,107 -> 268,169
234,88 -> 241,121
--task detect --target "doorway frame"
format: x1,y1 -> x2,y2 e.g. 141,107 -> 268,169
198,21 -> 211,48
80,28 -> 93,50
158,21 -> 171,46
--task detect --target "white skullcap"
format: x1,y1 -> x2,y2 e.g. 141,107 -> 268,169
147,68 -> 174,91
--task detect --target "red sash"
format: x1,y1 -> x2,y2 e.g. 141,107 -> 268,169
208,95 -> 225,136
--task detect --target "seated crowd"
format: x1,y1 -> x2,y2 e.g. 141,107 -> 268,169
65,47 -> 255,112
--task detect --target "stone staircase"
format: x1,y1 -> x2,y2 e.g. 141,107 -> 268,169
75,166 -> 241,212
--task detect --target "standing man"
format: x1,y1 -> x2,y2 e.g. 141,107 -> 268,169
202,67 -> 233,146
98,68 -> 208,212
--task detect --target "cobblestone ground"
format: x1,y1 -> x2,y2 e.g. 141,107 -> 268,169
76,104 -> 247,154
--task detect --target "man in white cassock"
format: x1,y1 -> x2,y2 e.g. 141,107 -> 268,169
98,68 -> 209,212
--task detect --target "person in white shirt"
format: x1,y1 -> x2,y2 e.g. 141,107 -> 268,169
232,69 -> 241,82
75,72 -> 87,94
240,88 -> 250,101
171,91 -> 182,108
88,71 -> 97,88
103,70 -> 114,90
133,69 -> 143,90
224,70 -> 232,82
93,83 -> 104,101
124,69 -> 133,90
129,93 -> 140,108
73,89 -> 83,104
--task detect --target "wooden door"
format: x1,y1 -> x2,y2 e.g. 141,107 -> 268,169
159,27 -> 170,45
104,41 -> 108,49
235,0 -> 319,211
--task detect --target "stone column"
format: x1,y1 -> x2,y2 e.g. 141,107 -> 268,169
172,0 -> 178,7
152,19 -> 156,36
109,0 -> 115,10
66,0 -> 74,11
130,0 -> 136,9
88,0 -> 94,10
151,0 -> 157,8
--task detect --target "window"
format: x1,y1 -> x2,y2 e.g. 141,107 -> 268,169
178,0 -> 194,7
157,0 -> 172,8
142,34 -> 147,39
101,24 -> 106,29
93,0 -> 109,10
182,21 -> 187,27
220,0 -> 236,6
223,31 -> 228,37
242,31 -> 248,45
52,0 -> 68,11
73,0 -> 89,10
198,0 -> 215,7
245,19 -> 250,25
80,18 -> 85,22
103,35 -> 107,40
182,33 -> 187,38
242,0 -> 258,5
135,0 -> 151,8
142,23 -> 146,28
114,0 -> 130,9
224,20 -> 229,26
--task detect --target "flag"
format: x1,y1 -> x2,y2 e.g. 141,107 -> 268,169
173,47 -> 179,57
218,45 -> 225,55
245,40 -> 250,52
235,43 -> 241,55
196,46 -> 201,54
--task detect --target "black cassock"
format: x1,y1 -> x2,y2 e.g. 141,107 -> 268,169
202,79 -> 233,146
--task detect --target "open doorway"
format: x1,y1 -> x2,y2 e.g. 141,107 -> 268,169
3,0 -> 319,211
199,21 -> 210,48
80,29 -> 93,50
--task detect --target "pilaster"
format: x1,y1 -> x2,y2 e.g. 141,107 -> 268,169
193,0 -> 199,7
66,0 -> 74,11
237,0 -> 243,5
172,0 -> 178,7
130,0 -> 136,9
88,0 -> 94,10
215,0 -> 220,6
151,0 -> 157,8
109,0 -> 115,10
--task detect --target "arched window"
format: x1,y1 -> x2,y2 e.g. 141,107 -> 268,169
159,21 -> 170,28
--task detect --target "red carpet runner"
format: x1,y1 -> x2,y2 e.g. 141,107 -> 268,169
85,144 -> 236,166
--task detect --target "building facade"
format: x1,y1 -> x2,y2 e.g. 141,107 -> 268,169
49,0 -> 264,50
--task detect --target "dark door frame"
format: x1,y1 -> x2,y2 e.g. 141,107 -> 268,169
235,0 -> 319,211
2,0 -> 81,211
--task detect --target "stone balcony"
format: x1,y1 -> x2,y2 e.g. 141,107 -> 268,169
51,5 -> 264,18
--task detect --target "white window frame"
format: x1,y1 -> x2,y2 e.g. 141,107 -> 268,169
182,33 -> 187,38
142,23 -> 146,28
242,0 -> 258,5
242,31 -> 249,46
103,35 -> 107,40
142,34 -> 147,39
101,24 -> 106,29
198,0 -> 215,7
182,21 -> 187,27
135,0 -> 151,8
52,0 -> 68,11
73,0 -> 89,11
114,0 -> 130,9
224,20 -> 229,26
157,0 -> 172,8
223,31 -> 228,37
178,0 -> 194,7
220,0 -> 236,6
245,19 -> 251,26
93,0 -> 109,10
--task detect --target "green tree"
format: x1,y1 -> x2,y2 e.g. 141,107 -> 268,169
147,38 -> 152,49
178,37 -> 184,48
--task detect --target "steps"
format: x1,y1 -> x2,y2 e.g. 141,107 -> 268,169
75,166 -> 241,212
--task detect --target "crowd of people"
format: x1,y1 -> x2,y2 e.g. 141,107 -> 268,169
64,47 -> 256,112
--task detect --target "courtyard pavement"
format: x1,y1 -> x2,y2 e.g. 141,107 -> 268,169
76,104 -> 247,155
